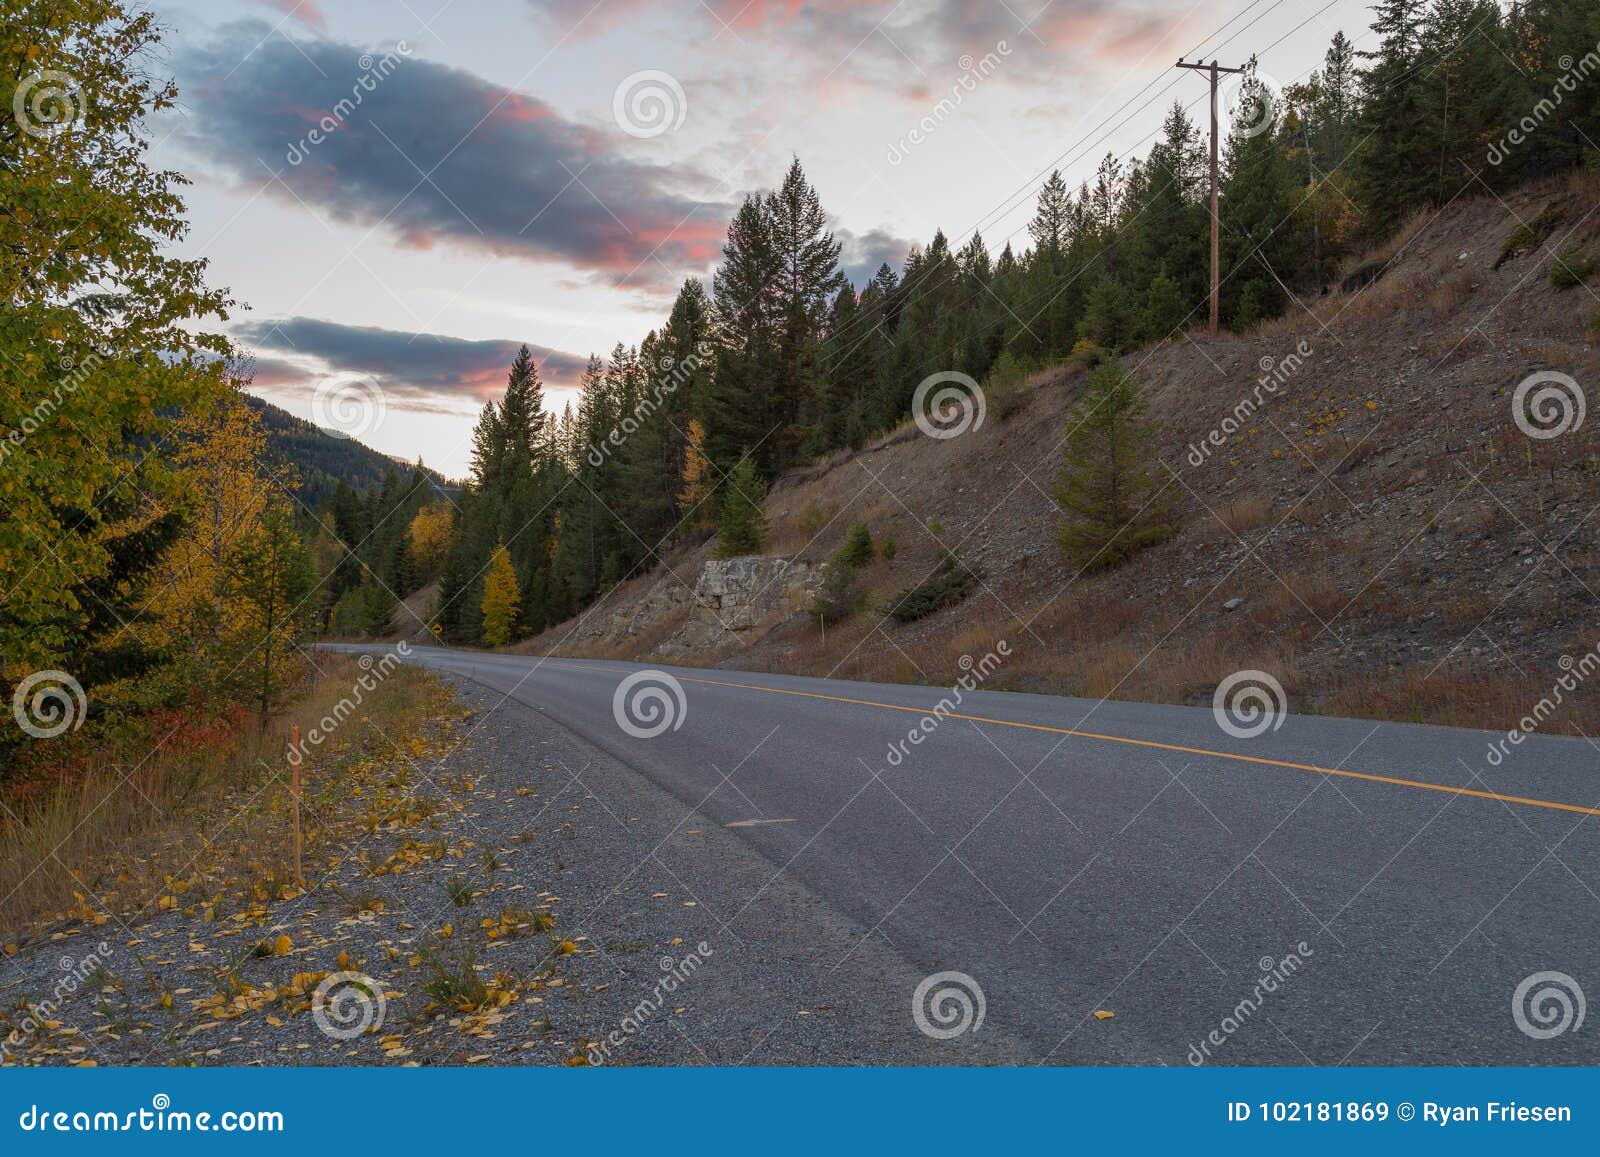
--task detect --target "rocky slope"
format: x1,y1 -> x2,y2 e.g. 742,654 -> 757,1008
524,175 -> 1600,734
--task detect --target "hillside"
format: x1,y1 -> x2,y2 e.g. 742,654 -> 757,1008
522,175 -> 1600,734
244,393 -> 453,507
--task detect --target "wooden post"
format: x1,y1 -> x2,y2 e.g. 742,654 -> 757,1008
289,724 -> 303,888
1209,61 -> 1219,333
1177,58 -> 1247,334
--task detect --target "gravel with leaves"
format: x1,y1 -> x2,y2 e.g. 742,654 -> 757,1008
2,666 -> 1027,1066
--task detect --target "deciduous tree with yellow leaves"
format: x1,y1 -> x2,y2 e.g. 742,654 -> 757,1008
1,0 -> 233,720
407,503 -> 454,580
480,543 -> 521,646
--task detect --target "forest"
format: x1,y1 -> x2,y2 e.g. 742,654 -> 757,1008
3,0 -> 1599,749
318,0 -> 1597,646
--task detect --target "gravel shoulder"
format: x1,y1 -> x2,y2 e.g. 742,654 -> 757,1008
2,669 -> 1033,1066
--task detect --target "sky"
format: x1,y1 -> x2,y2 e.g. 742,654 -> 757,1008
147,0 -> 1377,478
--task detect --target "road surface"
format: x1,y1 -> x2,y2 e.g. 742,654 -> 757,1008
327,643 -> 1600,1065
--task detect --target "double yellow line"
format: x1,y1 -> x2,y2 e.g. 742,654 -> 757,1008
545,658 -> 1600,818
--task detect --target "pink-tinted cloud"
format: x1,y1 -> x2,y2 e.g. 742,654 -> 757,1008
176,25 -> 732,288
235,318 -> 590,408
254,0 -> 325,29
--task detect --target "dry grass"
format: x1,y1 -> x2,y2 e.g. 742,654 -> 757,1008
1318,662 -> 1552,731
1211,493 -> 1274,536
0,656 -> 449,943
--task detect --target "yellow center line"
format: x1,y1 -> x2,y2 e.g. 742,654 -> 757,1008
536,658 -> 1600,818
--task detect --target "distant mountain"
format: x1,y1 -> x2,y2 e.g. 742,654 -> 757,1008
244,394 -> 453,508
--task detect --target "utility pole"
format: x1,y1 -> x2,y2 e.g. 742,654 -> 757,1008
1177,58 -> 1246,334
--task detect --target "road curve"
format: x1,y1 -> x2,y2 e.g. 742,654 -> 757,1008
326,643 -> 1600,1065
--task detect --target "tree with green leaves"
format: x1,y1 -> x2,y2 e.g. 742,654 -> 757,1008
1,0 -> 233,706
1055,359 -> 1173,571
716,456 -> 768,558
1353,0 -> 1437,236
226,505 -> 315,723
1221,64 -> 1303,325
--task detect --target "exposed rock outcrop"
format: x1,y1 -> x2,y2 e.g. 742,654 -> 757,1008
567,555 -> 825,656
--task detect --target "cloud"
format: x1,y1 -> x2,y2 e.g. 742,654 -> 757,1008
173,24 -> 730,288
522,1 -> 1208,92
837,227 -> 911,288
234,317 -> 588,410
253,0 -> 325,29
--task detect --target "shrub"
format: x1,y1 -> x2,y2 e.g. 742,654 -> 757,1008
1550,245 -> 1597,289
810,562 -> 862,627
1496,201 -> 1565,269
885,551 -> 979,622
836,521 -> 875,566
798,497 -> 830,537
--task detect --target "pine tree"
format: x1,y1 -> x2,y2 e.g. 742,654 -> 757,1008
1054,359 -> 1173,571
769,159 -> 844,467
1078,276 -> 1139,350
836,520 -> 875,567
498,344 -> 547,479
1029,170 -> 1071,254
1221,64 -> 1303,326
468,401 -> 505,493
1317,31 -> 1359,167
716,455 -> 768,558
481,543 -> 521,646
1143,269 -> 1188,342
1354,0 -> 1437,235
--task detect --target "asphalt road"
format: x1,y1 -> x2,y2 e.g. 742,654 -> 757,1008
327,643 -> 1600,1065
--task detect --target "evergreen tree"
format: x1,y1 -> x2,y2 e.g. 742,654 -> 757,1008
1054,359 -> 1173,571
709,194 -> 782,467
1353,0 -> 1438,235
1143,269 -> 1188,342
1221,64 -> 1303,324
716,455 -> 768,558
